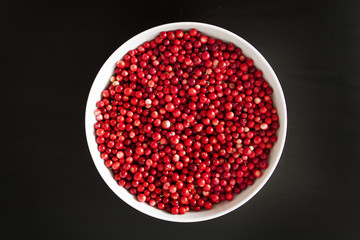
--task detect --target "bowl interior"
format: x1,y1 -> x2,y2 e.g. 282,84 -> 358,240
85,22 -> 287,222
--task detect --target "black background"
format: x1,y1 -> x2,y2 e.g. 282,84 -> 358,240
1,0 -> 360,239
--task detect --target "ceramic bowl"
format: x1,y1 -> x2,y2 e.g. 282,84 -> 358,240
85,22 -> 287,222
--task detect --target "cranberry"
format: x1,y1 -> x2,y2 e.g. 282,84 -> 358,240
94,28 -> 279,215
137,194 -> 146,202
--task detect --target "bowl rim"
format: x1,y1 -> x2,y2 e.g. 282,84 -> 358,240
85,21 -> 287,222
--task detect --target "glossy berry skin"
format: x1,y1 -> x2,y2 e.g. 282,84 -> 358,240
94,28 -> 279,215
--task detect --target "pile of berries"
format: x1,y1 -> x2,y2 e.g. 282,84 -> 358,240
94,29 -> 279,214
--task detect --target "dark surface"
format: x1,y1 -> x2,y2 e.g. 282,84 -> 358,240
1,0 -> 360,239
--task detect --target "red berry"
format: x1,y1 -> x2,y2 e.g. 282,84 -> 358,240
125,88 -> 133,96
137,194 -> 146,202
171,207 -> 179,215
188,88 -> 197,96
207,110 -> 216,119
135,147 -> 144,155
152,132 -> 161,141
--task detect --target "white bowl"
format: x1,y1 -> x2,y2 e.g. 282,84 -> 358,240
85,22 -> 287,222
